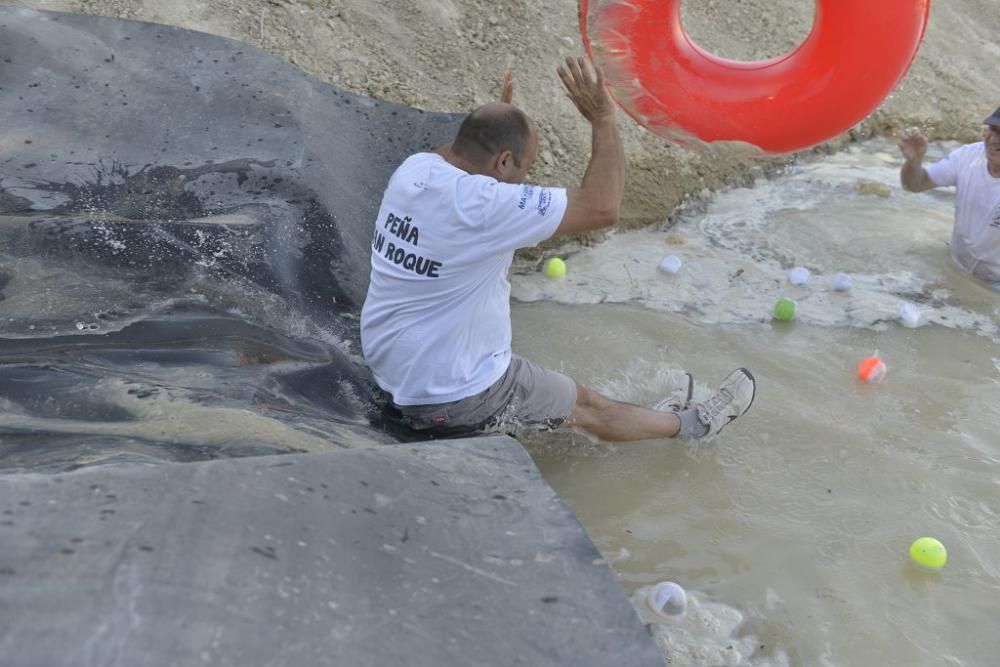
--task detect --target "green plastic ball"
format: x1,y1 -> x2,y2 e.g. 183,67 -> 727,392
544,257 -> 567,278
774,296 -> 797,321
909,537 -> 947,571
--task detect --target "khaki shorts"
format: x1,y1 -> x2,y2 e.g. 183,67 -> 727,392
395,356 -> 577,437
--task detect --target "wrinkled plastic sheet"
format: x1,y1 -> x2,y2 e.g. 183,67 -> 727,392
0,7 -> 465,465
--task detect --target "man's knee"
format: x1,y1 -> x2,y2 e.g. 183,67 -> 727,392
570,384 -> 611,427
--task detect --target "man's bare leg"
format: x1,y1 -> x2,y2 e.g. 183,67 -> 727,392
568,385 -> 681,441
567,368 -> 756,443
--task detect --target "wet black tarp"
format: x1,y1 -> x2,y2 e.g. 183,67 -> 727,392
0,435 -> 665,667
0,7 -> 465,467
0,12 -> 665,667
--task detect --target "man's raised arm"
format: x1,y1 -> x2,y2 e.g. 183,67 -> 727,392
898,127 -> 937,193
555,56 -> 625,236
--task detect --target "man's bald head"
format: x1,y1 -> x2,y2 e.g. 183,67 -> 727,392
452,102 -> 535,168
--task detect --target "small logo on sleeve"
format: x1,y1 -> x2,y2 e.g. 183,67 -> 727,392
536,189 -> 552,216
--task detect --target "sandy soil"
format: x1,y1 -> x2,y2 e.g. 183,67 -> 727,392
7,0 -> 1000,237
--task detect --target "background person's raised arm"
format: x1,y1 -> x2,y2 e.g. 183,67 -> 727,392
898,127 -> 937,192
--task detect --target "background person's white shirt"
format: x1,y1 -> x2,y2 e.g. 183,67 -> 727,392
361,153 -> 567,406
926,142 -> 1000,282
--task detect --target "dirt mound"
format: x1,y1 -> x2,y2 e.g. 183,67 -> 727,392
13,0 -> 1000,232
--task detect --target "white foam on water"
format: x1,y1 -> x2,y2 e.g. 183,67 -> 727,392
513,139 -> 999,339
631,585 -> 790,666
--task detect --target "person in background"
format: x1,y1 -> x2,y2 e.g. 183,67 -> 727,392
897,106 -> 1000,286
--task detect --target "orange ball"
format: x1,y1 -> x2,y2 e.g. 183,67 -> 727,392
857,355 -> 887,383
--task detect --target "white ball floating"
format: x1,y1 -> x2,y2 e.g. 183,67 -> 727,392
646,581 -> 687,616
658,255 -> 682,274
898,302 -> 921,328
788,266 -> 811,286
831,273 -> 852,292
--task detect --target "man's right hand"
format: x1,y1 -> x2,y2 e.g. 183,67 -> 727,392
557,56 -> 614,125
897,127 -> 928,163
897,127 -> 936,193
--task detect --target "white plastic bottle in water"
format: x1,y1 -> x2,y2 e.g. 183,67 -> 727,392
788,266 -> 810,286
658,255 -> 682,274
898,302 -> 921,327
831,273 -> 852,292
646,581 -> 687,616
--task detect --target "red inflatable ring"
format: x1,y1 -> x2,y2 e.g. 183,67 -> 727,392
580,0 -> 931,154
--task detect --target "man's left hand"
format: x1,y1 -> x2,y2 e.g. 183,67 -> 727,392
500,71 -> 513,104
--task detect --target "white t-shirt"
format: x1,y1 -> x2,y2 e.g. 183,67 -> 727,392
926,142 -> 1000,282
360,152 -> 567,405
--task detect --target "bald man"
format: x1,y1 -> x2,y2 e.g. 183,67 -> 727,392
360,57 -> 756,442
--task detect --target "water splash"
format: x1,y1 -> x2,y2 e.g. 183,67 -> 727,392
630,584 -> 790,666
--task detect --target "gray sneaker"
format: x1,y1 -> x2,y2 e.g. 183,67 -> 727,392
694,368 -> 756,438
651,372 -> 693,413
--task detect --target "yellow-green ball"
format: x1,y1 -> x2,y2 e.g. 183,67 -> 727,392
774,296 -> 797,321
909,537 -> 947,571
544,258 -> 567,278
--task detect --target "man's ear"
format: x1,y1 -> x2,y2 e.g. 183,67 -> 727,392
497,150 -> 514,173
